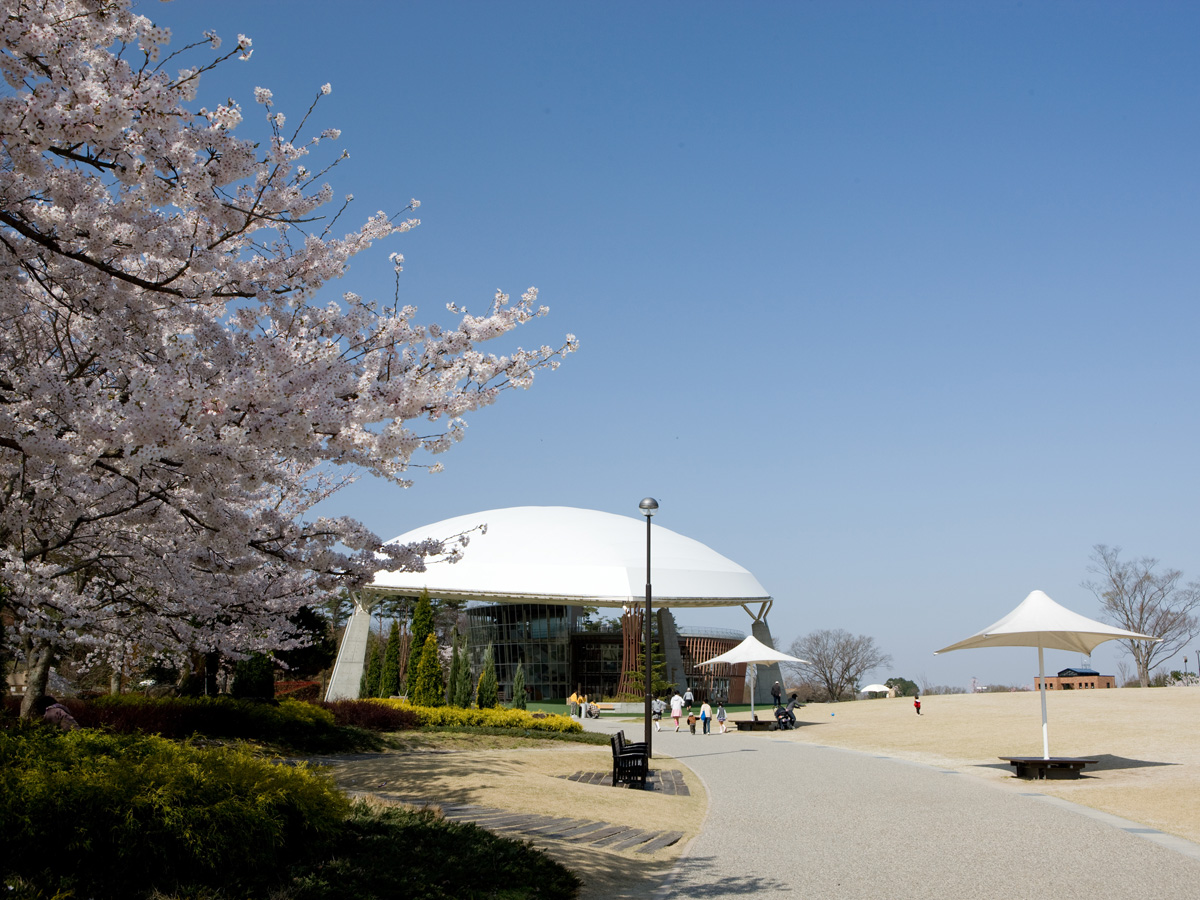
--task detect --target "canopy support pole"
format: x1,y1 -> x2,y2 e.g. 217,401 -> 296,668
1039,641 -> 1050,759
749,663 -> 756,720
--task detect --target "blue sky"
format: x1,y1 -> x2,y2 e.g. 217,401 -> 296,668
156,1 -> 1200,688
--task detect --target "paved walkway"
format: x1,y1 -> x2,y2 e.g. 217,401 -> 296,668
585,718 -> 1200,898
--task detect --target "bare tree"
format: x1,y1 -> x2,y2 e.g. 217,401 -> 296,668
1083,545 -> 1200,688
787,629 -> 892,701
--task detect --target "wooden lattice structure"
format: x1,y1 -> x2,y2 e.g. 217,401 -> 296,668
682,632 -> 746,703
615,608 -> 644,698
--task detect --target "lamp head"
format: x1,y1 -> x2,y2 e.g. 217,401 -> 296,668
639,497 -> 659,517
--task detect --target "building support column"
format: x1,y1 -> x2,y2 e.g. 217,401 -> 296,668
325,593 -> 372,701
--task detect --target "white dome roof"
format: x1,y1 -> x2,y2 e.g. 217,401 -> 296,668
368,506 -> 771,608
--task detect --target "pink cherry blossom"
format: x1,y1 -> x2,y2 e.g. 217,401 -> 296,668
0,0 -> 575,714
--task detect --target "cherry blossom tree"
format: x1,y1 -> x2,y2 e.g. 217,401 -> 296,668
0,0 -> 575,715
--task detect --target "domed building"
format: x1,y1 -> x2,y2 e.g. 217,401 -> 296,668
326,506 -> 785,704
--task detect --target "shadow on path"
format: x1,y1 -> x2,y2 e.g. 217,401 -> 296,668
660,857 -> 792,897
974,753 -> 1178,776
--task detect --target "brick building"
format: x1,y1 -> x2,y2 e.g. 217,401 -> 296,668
1034,667 -> 1115,690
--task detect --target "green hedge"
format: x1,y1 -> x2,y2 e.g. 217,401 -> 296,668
371,699 -> 582,733
49,694 -> 378,753
0,728 -> 349,898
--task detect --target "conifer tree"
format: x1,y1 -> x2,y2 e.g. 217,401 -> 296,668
411,634 -> 445,707
454,635 -> 474,708
406,591 -> 435,697
360,634 -> 382,699
446,626 -> 461,705
510,661 -> 527,709
379,620 -> 401,697
476,644 -> 499,709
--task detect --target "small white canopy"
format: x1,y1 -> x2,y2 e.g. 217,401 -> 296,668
860,683 -> 891,693
368,506 -> 771,611
935,590 -> 1158,759
696,634 -> 807,667
696,635 -> 809,719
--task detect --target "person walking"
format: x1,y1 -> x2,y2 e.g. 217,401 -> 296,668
914,693 -> 922,716
683,686 -> 694,711
652,696 -> 665,731
670,690 -> 684,731
700,700 -> 713,734
716,701 -> 727,733
771,681 -> 782,708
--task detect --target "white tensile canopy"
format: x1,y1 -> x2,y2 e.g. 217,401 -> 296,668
696,635 -> 809,720
860,683 -> 891,694
935,590 -> 1159,759
367,506 -> 772,611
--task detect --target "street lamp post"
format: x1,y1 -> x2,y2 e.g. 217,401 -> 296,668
639,497 -> 659,757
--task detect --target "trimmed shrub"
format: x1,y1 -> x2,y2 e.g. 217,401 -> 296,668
0,728 -> 350,898
320,699 -> 419,731
276,680 -> 323,702
70,695 -> 367,751
371,699 -> 582,733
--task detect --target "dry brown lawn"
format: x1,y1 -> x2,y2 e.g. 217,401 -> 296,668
777,687 -> 1200,844
318,734 -> 706,900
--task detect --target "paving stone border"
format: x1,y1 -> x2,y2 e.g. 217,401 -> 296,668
558,767 -> 691,795
349,791 -> 684,854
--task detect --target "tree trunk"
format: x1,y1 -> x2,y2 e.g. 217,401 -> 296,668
19,640 -> 55,719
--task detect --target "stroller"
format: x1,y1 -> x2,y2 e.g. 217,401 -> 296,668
584,702 -> 601,719
773,695 -> 801,730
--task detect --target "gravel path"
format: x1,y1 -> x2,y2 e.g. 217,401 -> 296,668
587,719 -> 1200,898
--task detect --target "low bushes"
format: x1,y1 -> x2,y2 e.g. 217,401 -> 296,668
1,728 -> 580,899
370,699 -> 583,733
3,694 -> 381,753
289,804 -> 581,899
1,728 -> 349,898
3,694 -> 580,746
320,698 -> 419,731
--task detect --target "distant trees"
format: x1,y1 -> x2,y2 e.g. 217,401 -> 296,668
885,676 -> 918,697
1083,545 -> 1200,688
788,630 -> 892,702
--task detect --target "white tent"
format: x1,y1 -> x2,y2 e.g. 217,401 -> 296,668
935,590 -> 1158,758
697,635 -> 809,720
860,683 -> 891,694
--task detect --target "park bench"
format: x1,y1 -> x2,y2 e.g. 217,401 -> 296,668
611,731 -> 649,788
999,757 -> 1098,779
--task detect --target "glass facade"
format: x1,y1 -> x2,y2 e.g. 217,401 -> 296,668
466,603 -> 579,702
570,633 -> 624,700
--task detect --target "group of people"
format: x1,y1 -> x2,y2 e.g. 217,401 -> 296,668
771,680 -> 802,729
651,688 -> 727,734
